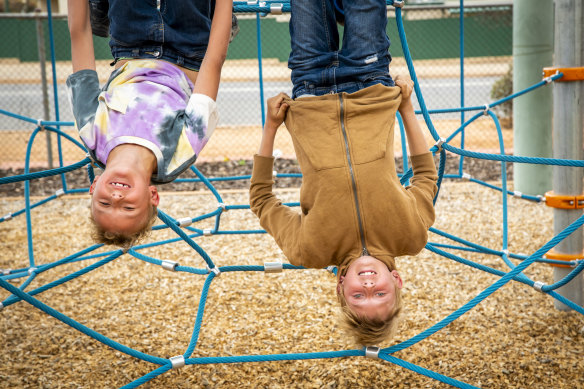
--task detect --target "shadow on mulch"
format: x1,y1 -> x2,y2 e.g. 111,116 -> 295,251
0,155 -> 512,198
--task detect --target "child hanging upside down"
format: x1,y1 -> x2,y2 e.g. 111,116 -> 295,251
66,0 -> 233,248
249,0 -> 438,346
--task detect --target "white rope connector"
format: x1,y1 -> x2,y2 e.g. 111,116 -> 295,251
434,137 -> 446,152
326,265 -> 336,274
37,119 -> 45,130
169,355 -> 185,369
178,217 -> 192,227
270,3 -> 283,14
3,213 -> 12,221
533,281 -> 546,292
365,346 -> 380,359
273,149 -> 283,159
462,172 -> 471,181
2,269 -> 11,275
502,249 -> 509,257
55,188 -> 65,197
203,229 -> 212,236
483,104 -> 490,116
513,191 -> 523,198
393,0 -> 404,8
207,265 -> 221,276
161,260 -> 178,271
543,70 -> 558,84
272,170 -> 278,178
218,203 -> 227,212
537,195 -> 545,202
28,267 -> 37,276
0,302 -> 4,311
264,262 -> 283,273
246,0 -> 257,5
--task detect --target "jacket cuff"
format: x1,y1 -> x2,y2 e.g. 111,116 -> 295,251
410,152 -> 436,174
251,154 -> 275,182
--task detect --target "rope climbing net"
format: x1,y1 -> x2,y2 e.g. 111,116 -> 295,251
1,2 -> 583,388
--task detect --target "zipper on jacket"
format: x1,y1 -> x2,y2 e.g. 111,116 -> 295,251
339,94 -> 369,257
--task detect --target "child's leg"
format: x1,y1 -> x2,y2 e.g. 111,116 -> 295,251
288,0 -> 339,98
336,0 -> 394,88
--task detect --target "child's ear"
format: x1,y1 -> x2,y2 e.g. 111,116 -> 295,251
149,186 -> 160,206
336,276 -> 345,295
89,175 -> 101,194
391,270 -> 403,289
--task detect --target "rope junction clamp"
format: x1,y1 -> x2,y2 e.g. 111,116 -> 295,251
513,191 -> 522,198
203,229 -> 213,236
543,66 -> 584,82
218,203 -> 227,212
272,170 -> 278,178
28,267 -> 37,276
544,250 -> 583,268
365,346 -> 380,359
393,0 -> 404,8
483,103 -> 490,116
37,119 -> 45,130
1,269 -> 11,275
326,265 -> 336,273
207,266 -> 221,276
161,260 -> 178,271
264,262 -> 283,273
434,137 -> 446,152
544,191 -> 584,209
3,213 -> 12,221
178,217 -> 192,227
55,188 -> 65,197
533,281 -> 546,292
0,302 -> 3,311
169,355 -> 185,369
461,172 -> 471,181
270,3 -> 283,14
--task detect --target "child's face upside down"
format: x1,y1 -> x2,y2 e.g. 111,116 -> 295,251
338,256 -> 403,321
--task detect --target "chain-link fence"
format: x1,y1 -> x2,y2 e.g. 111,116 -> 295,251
0,2 -> 513,169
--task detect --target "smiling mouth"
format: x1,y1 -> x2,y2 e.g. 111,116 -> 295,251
358,271 -> 377,276
110,182 -> 131,188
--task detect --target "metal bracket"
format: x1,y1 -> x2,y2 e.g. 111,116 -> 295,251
55,188 -> 65,197
161,260 -> 178,271
270,3 -> 283,14
178,217 -> 193,227
28,267 -> 37,276
365,346 -> 380,359
169,355 -> 185,369
533,281 -> 546,292
207,266 -> 221,276
461,172 -> 471,181
218,203 -> 227,212
483,103 -> 490,116
392,0 -> 404,8
203,229 -> 213,236
3,213 -> 12,221
513,191 -> 523,198
434,137 -> 446,152
264,262 -> 283,273
37,119 -> 45,130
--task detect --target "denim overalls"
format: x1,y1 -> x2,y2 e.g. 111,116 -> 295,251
89,0 -> 214,71
288,0 -> 395,98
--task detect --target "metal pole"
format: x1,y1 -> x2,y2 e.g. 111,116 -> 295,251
35,10 -> 53,169
551,0 -> 583,310
512,0 -> 554,195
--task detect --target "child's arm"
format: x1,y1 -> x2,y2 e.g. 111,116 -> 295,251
258,93 -> 289,157
67,0 -> 96,72
192,0 -> 232,100
395,75 -> 428,156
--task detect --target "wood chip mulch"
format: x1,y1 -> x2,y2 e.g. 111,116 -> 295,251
1,156 -> 582,389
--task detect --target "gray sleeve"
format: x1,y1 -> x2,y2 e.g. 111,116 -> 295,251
66,69 -> 101,133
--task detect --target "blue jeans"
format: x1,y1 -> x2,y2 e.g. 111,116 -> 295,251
288,0 -> 394,98
90,0 -> 214,71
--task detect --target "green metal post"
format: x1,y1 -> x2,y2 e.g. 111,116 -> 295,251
512,0 -> 554,195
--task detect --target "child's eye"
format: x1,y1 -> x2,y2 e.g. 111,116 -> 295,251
353,294 -> 363,299
99,201 -> 110,206
376,292 -> 386,297
124,207 -> 134,210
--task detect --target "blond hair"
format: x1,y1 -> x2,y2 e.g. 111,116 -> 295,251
337,283 -> 403,346
89,205 -> 158,250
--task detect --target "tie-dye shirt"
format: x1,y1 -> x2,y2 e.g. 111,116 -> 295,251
66,59 -> 218,183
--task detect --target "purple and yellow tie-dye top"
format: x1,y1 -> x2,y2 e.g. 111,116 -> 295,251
66,59 -> 218,183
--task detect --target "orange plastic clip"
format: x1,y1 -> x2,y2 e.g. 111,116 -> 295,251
544,191 -> 584,209
542,67 -> 584,82
544,250 -> 583,268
